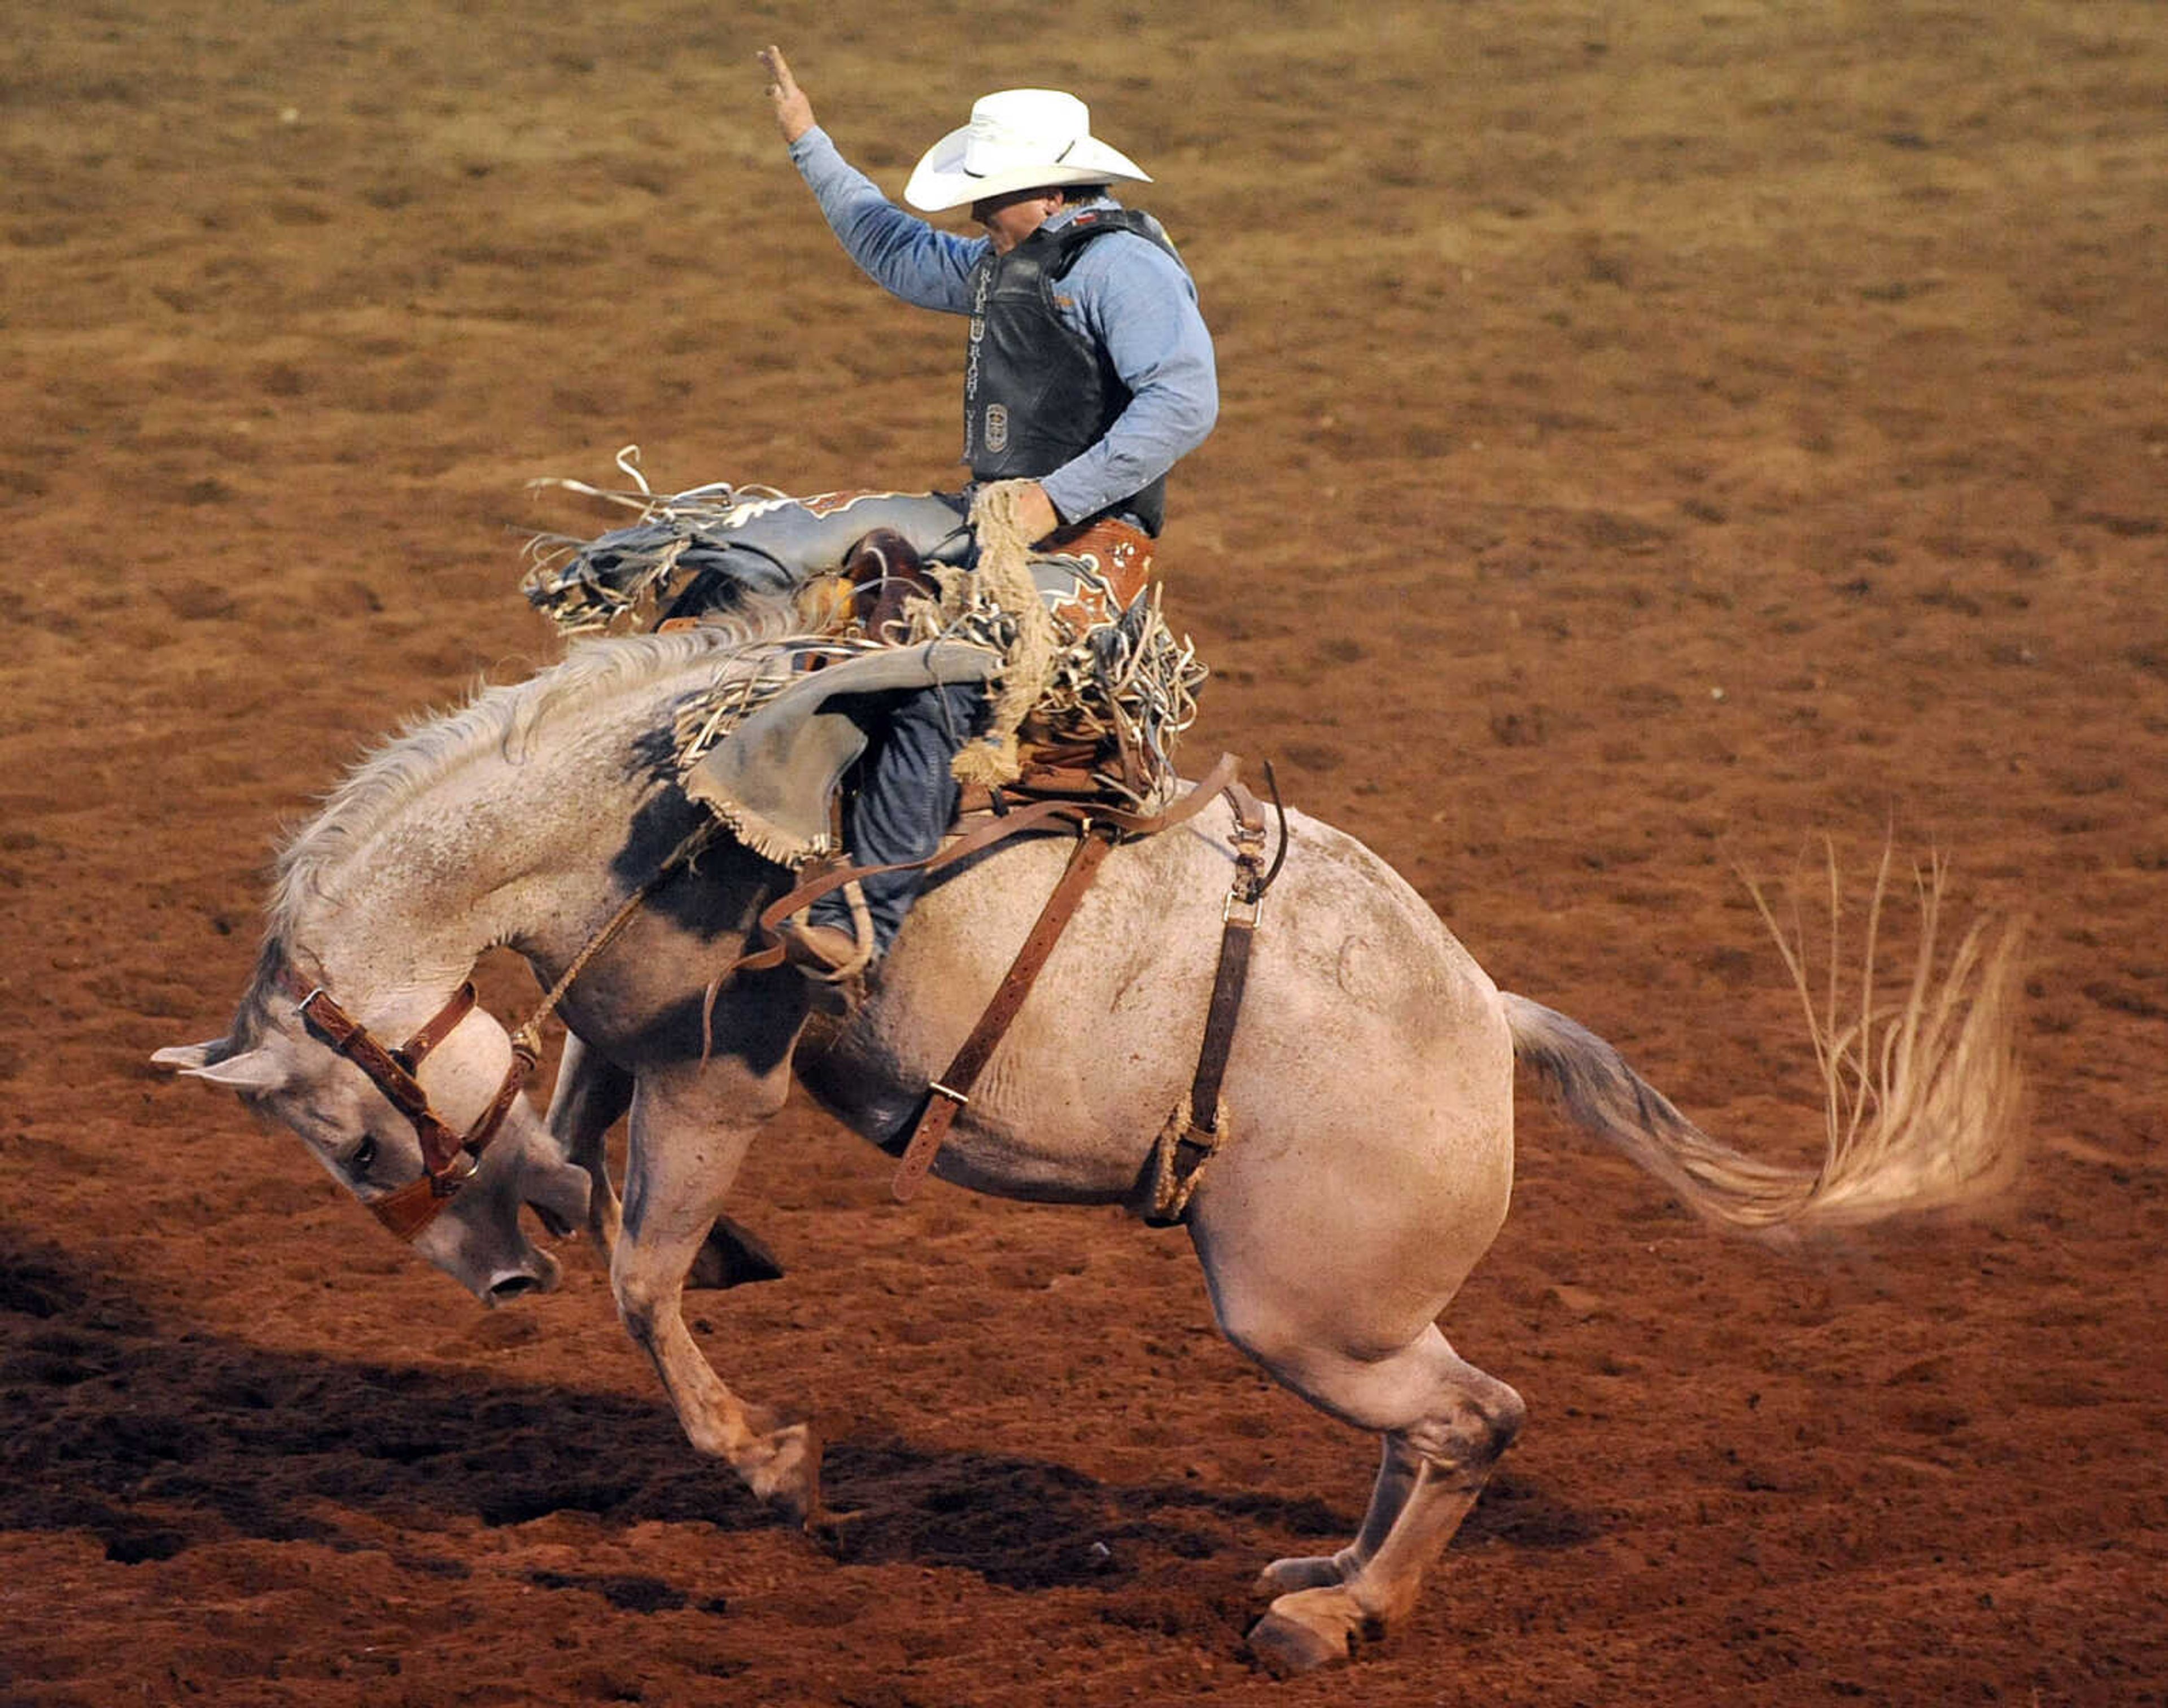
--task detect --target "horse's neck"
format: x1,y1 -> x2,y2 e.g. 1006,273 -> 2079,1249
283,671 -> 688,1014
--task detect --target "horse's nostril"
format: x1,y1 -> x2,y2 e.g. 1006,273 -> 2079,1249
489,1273 -> 543,1302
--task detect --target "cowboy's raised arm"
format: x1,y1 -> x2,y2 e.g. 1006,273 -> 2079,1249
756,47 -> 977,313
758,46 -> 814,143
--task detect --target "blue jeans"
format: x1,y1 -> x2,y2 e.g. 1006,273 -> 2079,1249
643,490 -> 987,953
804,682 -> 988,952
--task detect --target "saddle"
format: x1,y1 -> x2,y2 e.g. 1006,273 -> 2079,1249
837,518 -> 1155,640
839,522 -> 1165,802
682,519 -> 1263,1220
841,526 -> 944,640
675,518 -> 1193,868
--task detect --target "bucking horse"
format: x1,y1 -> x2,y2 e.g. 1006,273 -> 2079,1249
153,605 -> 2024,1671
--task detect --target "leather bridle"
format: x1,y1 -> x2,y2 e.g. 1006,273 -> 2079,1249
279,966 -> 538,1242
266,822 -> 721,1244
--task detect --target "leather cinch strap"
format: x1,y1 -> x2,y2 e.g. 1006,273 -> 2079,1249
890,825 -> 1116,1201
888,763 -> 1283,1211
1141,780 -> 1272,1227
1191,780 -> 1270,1129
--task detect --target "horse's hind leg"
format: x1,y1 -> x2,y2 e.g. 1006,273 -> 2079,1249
1223,1320 -> 1524,1671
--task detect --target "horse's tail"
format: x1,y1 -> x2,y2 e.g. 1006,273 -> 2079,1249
1500,901 -> 2026,1242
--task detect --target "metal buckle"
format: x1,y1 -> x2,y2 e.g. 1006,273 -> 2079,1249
926,1080 -> 970,1110
1222,890 -> 1263,927
430,1149 -> 482,1199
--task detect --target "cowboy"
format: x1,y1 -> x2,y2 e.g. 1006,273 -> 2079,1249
712,51 -> 1219,973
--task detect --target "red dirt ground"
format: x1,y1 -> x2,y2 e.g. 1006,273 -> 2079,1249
5,3 -> 2165,1703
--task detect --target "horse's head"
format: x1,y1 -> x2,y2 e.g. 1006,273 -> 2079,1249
152,987 -> 592,1307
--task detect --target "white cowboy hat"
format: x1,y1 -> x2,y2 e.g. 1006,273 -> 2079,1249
903,88 -> 1151,213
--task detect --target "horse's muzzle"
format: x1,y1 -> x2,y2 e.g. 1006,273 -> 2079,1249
483,1249 -> 561,1306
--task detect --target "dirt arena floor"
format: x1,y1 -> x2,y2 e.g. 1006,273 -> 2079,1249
5,2 -> 2166,1702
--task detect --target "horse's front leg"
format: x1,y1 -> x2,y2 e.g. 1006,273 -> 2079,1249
610,1061 -> 820,1525
547,1033 -> 785,1289
545,1032 -> 631,1254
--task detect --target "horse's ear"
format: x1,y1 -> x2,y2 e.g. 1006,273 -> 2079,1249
152,1041 -> 290,1094
151,1040 -> 229,1073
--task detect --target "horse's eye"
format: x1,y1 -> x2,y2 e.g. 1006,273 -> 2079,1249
347,1135 -> 378,1182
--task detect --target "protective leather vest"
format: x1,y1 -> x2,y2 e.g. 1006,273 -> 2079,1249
962,208 -> 1184,536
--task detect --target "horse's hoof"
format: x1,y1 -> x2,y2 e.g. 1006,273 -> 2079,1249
1255,1551 -> 1352,1597
1247,1608 -> 1352,1675
805,1501 -> 876,1556
745,1421 -> 823,1525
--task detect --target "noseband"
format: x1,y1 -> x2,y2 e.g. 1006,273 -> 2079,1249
279,967 -> 539,1242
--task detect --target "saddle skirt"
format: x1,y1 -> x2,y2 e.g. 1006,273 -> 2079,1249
677,637 -> 1004,869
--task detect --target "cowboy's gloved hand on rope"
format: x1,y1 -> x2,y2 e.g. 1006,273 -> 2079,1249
759,46 -> 815,144
1004,482 -> 1059,545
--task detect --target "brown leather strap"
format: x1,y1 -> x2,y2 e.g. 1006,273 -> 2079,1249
728,752 -> 1242,981
1186,784 -> 1270,1136
284,970 -> 538,1240
393,981 -> 477,1072
1140,783 -> 1275,1228
366,1166 -> 477,1244
891,826 -> 1117,1201
296,985 -> 468,1173
1186,926 -> 1253,1136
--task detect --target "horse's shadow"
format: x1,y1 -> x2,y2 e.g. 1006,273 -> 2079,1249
0,1229 -> 1597,1598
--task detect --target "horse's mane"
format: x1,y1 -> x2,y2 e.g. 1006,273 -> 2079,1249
265,598 -> 801,947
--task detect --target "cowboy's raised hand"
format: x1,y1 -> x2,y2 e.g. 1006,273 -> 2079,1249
759,46 -> 815,144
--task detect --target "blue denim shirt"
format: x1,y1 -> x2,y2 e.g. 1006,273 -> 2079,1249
788,126 -> 1218,527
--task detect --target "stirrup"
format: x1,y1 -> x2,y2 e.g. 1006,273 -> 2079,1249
785,882 -> 876,983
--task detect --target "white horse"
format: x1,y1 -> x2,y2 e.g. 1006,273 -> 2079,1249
152,616 -> 2023,1671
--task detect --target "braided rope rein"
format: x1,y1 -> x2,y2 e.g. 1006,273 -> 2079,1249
950,480 -> 1062,788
